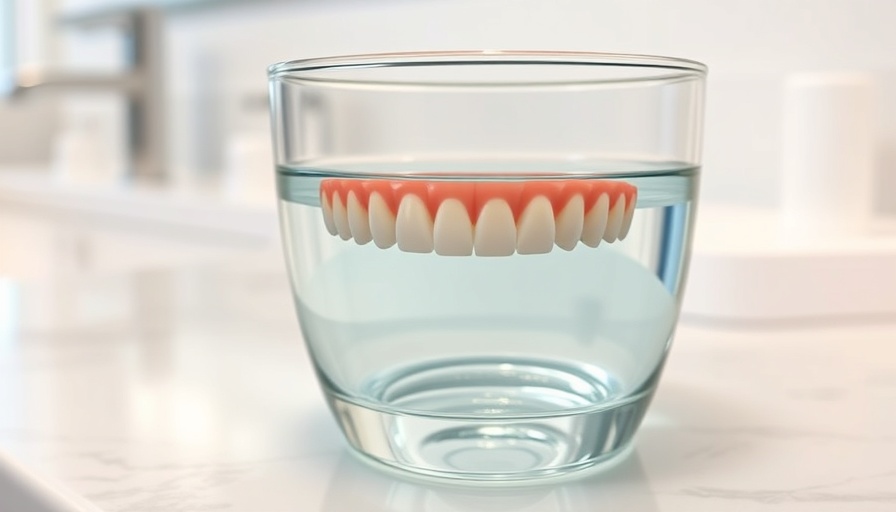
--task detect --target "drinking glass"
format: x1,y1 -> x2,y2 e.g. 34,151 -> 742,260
268,51 -> 706,482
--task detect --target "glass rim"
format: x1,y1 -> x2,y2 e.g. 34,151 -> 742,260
267,50 -> 707,88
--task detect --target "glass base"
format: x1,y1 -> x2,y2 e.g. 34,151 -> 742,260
323,357 -> 655,482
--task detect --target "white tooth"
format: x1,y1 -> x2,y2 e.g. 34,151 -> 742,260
396,194 -> 433,253
603,195 -> 626,242
554,195 -> 584,251
474,199 -> 516,257
433,199 -> 473,256
618,192 -> 637,240
321,192 -> 337,236
332,193 -> 352,240
368,192 -> 396,248
347,191 -> 372,245
581,193 -> 609,248
516,196 -> 555,255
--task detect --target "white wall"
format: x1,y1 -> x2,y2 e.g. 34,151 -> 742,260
39,0 -> 896,212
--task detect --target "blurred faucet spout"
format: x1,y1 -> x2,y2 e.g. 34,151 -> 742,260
8,68 -> 140,96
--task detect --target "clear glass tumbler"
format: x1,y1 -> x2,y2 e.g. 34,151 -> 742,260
268,51 -> 706,482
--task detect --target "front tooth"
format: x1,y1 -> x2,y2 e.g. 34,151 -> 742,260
321,192 -> 337,236
603,195 -> 626,242
554,195 -> 584,251
347,191 -> 372,245
618,192 -> 637,240
396,194 -> 433,253
433,199 -> 473,256
332,193 -> 352,240
581,193 -> 609,247
368,192 -> 396,248
516,196 -> 555,255
474,199 -> 516,257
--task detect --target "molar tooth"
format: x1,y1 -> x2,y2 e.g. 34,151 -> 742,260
474,199 -> 516,257
347,191 -> 372,245
554,195 -> 584,251
581,193 -> 609,248
603,195 -> 626,242
332,193 -> 352,240
516,196 -> 555,255
396,194 -> 433,253
368,192 -> 396,248
433,199 -> 473,256
321,192 -> 337,236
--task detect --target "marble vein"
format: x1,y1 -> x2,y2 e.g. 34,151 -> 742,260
681,425 -> 896,443
677,487 -> 896,504
676,470 -> 896,505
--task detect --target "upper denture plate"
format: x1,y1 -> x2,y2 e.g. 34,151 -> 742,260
433,199 -> 473,256
332,193 -> 352,240
474,199 -> 517,257
396,194 -> 434,253
554,195 -> 584,251
603,195 -> 626,242
321,192 -> 337,236
368,192 -> 396,248
516,196 -> 555,255
581,193 -> 609,247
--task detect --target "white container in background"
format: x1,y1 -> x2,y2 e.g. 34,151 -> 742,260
224,95 -> 275,206
224,131 -> 274,205
780,73 -> 876,238
681,72 -> 896,322
51,100 -> 124,186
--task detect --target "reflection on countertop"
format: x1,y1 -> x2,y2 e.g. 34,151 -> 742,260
1,209 -> 896,511
321,453 -> 657,512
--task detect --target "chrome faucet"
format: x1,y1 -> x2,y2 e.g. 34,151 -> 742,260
3,9 -> 166,183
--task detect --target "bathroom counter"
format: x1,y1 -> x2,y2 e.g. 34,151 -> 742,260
0,169 -> 277,244
1,226 -> 895,511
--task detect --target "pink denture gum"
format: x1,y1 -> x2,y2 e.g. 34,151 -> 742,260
320,179 -> 637,256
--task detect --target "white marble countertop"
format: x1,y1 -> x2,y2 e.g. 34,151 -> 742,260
1,212 -> 896,511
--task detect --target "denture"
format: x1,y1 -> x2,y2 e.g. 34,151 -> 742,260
320,179 -> 637,256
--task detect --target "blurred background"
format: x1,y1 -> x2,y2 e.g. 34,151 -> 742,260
3,0 -> 896,200
1,4 -> 895,509
1,0 -> 895,316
